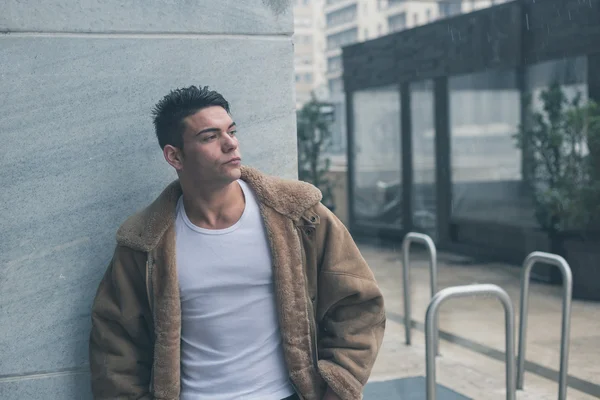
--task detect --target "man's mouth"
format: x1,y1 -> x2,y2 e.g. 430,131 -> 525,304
225,157 -> 241,164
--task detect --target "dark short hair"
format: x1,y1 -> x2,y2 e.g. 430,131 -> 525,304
151,85 -> 230,149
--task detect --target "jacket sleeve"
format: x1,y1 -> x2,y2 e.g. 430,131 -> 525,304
313,203 -> 386,400
89,246 -> 154,400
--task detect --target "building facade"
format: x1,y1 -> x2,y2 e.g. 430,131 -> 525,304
342,0 -> 599,270
293,0 -> 327,109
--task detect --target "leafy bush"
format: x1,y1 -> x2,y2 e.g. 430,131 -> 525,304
515,82 -> 600,234
297,95 -> 336,208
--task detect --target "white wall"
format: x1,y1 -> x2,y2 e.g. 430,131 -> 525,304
0,1 -> 296,398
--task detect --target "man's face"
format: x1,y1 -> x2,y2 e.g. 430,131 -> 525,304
172,106 -> 242,185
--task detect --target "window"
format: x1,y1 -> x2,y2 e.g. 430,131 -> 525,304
326,28 -> 358,50
304,73 -> 313,83
426,9 -> 432,22
413,12 -> 419,25
524,57 -> 588,113
294,34 -> 312,45
328,101 -> 347,154
296,74 -> 301,82
351,86 -> 402,228
327,55 -> 342,72
295,18 -> 312,28
524,56 -> 588,185
378,24 -> 383,36
301,35 -> 312,45
364,28 -> 369,39
388,13 -> 406,33
295,55 -> 313,65
450,69 -> 525,226
439,3 -> 461,17
328,77 -> 344,94
326,4 -> 357,28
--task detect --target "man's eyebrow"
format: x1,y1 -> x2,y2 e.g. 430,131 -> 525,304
196,122 -> 236,136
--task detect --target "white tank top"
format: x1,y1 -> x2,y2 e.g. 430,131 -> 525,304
175,180 -> 294,400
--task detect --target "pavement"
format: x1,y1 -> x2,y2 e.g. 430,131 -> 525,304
359,240 -> 600,400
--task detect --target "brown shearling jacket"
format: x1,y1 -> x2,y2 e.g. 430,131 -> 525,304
89,166 -> 385,400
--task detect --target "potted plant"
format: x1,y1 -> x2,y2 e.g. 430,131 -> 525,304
515,81 -> 600,300
297,94 -> 337,212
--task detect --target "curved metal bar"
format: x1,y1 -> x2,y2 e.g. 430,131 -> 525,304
517,251 -> 573,400
425,284 -> 516,400
402,232 -> 438,353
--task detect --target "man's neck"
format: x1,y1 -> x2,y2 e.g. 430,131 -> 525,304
181,179 -> 246,230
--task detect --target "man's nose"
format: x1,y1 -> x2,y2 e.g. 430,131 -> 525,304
222,133 -> 238,151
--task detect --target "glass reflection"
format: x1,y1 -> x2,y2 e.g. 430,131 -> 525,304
352,86 -> 402,228
449,69 -> 528,226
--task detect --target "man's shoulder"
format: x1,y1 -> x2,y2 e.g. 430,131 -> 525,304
116,180 -> 182,252
241,166 -> 323,221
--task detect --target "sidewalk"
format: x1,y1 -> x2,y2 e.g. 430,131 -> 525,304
360,241 -> 600,399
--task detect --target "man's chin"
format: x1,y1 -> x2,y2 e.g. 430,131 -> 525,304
229,167 -> 242,180
222,165 -> 242,180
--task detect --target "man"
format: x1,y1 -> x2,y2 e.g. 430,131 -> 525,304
89,86 -> 385,400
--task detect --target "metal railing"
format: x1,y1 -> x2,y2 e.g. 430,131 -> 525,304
517,252 -> 573,400
402,232 -> 438,352
425,284 -> 516,400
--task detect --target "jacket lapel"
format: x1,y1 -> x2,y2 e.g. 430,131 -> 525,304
259,204 -> 325,400
151,224 -> 181,399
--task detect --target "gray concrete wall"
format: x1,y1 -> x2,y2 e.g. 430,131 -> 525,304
0,1 -> 296,398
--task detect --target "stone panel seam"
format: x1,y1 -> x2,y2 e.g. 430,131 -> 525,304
0,30 -> 292,39
0,367 -> 89,383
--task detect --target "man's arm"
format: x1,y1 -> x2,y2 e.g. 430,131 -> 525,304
313,203 -> 386,400
89,246 -> 154,399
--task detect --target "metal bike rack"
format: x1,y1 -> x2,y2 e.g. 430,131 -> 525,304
402,232 -> 438,352
425,284 -> 516,400
517,251 -> 573,400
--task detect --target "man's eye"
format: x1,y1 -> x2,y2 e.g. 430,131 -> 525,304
229,130 -> 237,136
204,135 -> 217,141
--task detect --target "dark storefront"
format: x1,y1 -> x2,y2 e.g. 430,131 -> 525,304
343,0 -> 600,265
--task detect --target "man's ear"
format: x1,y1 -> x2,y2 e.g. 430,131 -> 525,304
164,145 -> 184,171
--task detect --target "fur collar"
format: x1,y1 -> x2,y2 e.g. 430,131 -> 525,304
116,166 -> 322,252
